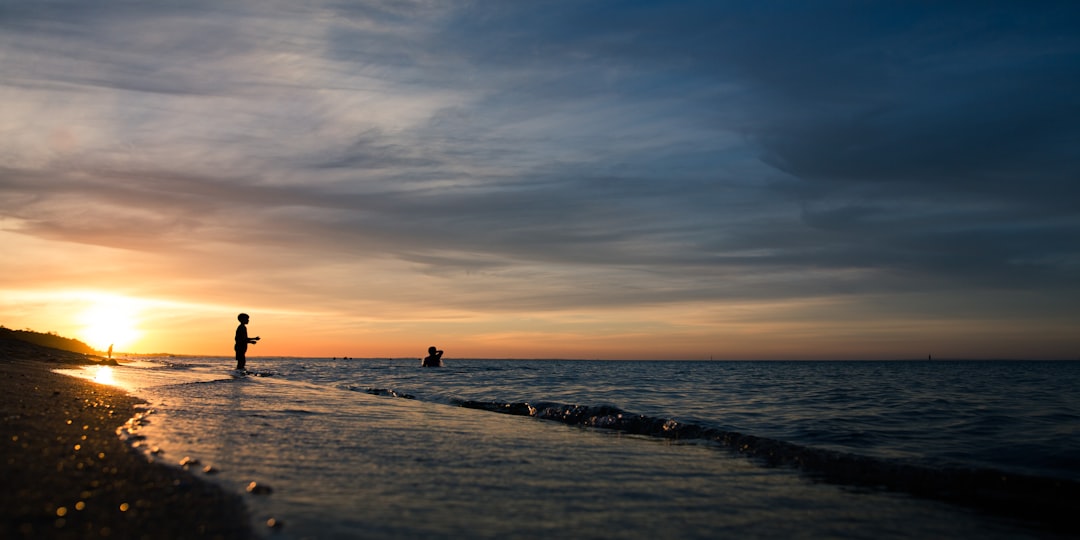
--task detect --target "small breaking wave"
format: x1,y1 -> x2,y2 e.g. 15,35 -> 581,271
455,399 -> 1080,533
344,385 -> 416,400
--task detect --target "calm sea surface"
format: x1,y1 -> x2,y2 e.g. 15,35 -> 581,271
62,358 -> 1080,539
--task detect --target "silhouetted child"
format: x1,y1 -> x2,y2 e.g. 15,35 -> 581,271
421,346 -> 443,367
234,313 -> 260,370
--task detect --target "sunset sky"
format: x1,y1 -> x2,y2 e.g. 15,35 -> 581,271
2,1 -> 1078,360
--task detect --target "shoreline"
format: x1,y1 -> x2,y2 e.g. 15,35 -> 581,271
1,338 -> 254,539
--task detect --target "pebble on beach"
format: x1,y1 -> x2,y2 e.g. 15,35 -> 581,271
246,481 -> 273,495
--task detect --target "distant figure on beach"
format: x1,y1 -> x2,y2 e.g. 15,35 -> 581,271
421,346 -> 443,367
107,344 -> 113,359
234,313 -> 260,371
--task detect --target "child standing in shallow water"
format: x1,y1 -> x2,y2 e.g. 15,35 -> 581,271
421,346 -> 443,367
234,313 -> 260,371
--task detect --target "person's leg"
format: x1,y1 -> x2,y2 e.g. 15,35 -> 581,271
236,350 -> 246,371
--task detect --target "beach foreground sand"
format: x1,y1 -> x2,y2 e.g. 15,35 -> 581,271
1,338 -> 253,539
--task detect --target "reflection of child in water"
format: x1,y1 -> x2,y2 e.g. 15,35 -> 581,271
421,346 -> 443,367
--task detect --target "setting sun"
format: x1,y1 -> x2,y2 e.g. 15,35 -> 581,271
77,296 -> 142,352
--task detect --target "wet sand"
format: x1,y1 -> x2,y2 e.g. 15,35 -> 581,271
0,338 -> 253,539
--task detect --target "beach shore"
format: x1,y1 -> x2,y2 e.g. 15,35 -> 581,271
1,338 -> 253,539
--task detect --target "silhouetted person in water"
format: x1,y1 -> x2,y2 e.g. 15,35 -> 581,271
234,313 -> 260,371
422,346 -> 443,367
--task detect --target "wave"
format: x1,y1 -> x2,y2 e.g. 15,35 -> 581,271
455,399 -> 1080,533
345,385 -> 416,399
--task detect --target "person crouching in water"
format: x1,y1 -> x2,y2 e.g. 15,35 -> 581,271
421,346 -> 443,367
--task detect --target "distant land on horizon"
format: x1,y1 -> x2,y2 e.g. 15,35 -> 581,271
0,326 -> 98,355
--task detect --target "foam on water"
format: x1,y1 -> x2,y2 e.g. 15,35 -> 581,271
58,357 -> 1080,539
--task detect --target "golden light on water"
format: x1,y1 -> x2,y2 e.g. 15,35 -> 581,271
93,366 -> 116,385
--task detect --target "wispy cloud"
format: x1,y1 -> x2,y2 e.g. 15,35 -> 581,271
2,0 -> 1078,358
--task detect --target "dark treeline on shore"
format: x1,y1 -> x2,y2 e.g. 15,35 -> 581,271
0,327 -> 97,355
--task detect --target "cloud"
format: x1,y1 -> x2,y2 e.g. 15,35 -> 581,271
1,0 -> 1078,357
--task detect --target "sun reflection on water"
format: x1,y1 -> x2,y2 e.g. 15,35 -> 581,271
93,365 -> 116,385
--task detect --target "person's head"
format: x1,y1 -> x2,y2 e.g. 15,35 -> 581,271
428,346 -> 437,354
238,313 -> 250,323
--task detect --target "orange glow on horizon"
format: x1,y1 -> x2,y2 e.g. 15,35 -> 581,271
2,288 -> 1076,361
76,295 -> 143,352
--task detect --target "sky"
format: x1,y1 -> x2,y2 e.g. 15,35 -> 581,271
1,1 -> 1078,360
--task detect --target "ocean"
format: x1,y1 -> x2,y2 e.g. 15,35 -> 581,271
59,358 -> 1080,539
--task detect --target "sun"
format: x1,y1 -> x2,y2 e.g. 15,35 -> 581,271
77,296 -> 142,352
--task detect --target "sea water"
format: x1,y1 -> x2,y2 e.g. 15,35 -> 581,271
61,359 -> 1080,539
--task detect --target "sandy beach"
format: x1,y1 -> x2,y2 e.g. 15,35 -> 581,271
0,337 -> 253,540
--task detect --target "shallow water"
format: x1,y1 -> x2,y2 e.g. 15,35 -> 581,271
61,358 -> 1079,538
